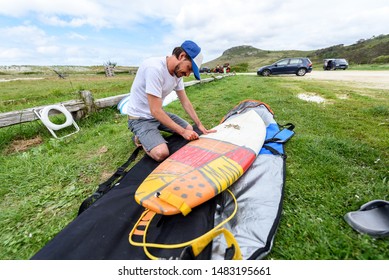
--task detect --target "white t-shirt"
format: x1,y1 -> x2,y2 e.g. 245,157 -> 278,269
126,56 -> 184,119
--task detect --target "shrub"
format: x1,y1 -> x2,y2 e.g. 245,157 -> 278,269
372,55 -> 389,64
231,63 -> 249,72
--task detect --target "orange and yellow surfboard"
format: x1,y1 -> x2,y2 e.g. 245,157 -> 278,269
135,110 -> 266,215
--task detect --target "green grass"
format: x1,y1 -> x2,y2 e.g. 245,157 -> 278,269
0,74 -> 134,113
0,74 -> 388,259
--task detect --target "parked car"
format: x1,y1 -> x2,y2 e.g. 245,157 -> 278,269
257,57 -> 313,76
323,58 -> 348,70
199,67 -> 211,73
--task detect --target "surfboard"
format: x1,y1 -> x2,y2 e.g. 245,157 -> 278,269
134,110 -> 266,215
117,95 -> 130,114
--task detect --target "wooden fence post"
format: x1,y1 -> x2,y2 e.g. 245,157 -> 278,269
76,90 -> 97,119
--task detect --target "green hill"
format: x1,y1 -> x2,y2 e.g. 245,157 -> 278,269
204,34 -> 389,72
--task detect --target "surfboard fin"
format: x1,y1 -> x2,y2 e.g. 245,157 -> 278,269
157,191 -> 192,216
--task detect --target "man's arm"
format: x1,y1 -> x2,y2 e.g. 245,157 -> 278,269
176,89 -> 216,135
147,94 -> 199,141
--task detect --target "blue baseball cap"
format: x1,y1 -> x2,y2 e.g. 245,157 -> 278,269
181,40 -> 203,80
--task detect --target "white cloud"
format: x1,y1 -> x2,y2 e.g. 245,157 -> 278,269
0,48 -> 30,61
67,32 -> 88,41
38,15 -> 90,28
0,0 -> 104,19
0,24 -> 61,64
0,0 -> 175,29
0,25 -> 52,46
166,0 -> 389,57
36,45 -> 60,55
0,0 -> 388,65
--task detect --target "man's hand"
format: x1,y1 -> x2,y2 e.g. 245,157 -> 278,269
181,129 -> 199,141
198,124 -> 217,135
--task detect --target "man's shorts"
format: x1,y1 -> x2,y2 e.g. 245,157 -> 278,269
127,112 -> 189,152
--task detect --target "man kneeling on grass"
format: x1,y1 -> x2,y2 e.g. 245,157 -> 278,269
126,40 -> 216,162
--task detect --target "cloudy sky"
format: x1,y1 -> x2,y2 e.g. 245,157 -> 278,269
0,0 -> 388,66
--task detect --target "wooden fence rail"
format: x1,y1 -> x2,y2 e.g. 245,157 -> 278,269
0,74 -> 231,128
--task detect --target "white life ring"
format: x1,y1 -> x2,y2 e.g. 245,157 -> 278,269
40,105 -> 73,131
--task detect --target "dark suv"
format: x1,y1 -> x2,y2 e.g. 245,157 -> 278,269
323,58 -> 348,70
257,57 -> 312,76
199,67 -> 211,73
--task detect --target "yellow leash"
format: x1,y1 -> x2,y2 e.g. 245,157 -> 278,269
129,189 -> 242,260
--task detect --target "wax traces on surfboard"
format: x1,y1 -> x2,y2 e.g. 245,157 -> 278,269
200,110 -> 265,153
135,110 -> 267,215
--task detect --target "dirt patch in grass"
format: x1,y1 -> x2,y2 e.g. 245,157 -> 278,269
336,94 -> 349,100
100,171 -> 114,182
5,136 -> 43,154
0,78 -> 44,83
297,93 -> 326,103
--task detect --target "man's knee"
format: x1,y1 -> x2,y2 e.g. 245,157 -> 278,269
149,144 -> 169,162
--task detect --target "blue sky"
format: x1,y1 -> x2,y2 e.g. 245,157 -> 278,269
1,0 -> 388,66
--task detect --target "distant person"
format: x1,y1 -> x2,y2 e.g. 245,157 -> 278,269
126,40 -> 216,162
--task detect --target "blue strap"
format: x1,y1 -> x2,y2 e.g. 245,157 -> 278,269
259,123 -> 294,155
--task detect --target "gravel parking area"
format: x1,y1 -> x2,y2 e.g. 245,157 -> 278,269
305,70 -> 389,89
242,70 -> 389,89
